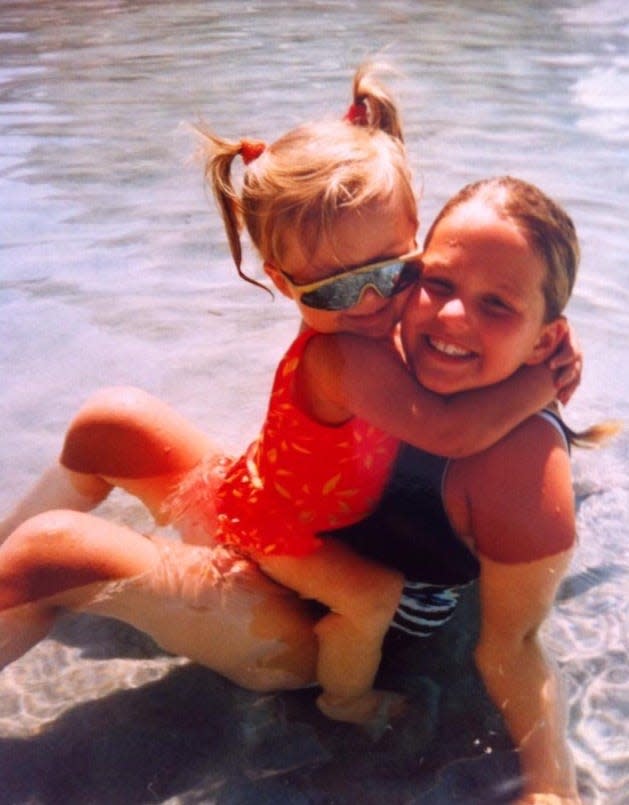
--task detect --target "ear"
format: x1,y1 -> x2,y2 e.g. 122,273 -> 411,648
263,262 -> 294,300
524,316 -> 569,365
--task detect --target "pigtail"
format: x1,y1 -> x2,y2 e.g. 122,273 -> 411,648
564,419 -> 622,449
193,123 -> 269,292
546,401 -> 622,449
350,62 -> 405,142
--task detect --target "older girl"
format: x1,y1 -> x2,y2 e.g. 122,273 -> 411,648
332,176 -> 616,803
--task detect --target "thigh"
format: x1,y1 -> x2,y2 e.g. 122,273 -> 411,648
0,510 -> 156,669
0,510 -> 161,610
81,536 -> 319,691
61,386 -> 222,519
1,514 -> 318,689
260,539 -> 403,619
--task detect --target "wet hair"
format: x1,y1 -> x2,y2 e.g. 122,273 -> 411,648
423,176 -> 578,323
423,176 -> 620,447
194,62 -> 417,290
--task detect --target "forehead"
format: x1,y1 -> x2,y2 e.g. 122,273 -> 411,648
423,201 -> 546,293
430,199 -> 527,248
281,188 -> 418,278
426,202 -> 533,266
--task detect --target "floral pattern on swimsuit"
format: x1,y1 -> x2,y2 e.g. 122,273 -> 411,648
214,328 -> 400,558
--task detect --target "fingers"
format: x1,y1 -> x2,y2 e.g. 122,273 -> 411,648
554,366 -> 580,405
548,351 -> 582,372
551,352 -> 582,406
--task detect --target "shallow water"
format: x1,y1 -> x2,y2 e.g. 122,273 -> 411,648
1,1 -> 627,803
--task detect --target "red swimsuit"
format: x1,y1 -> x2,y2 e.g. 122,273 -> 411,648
213,328 -> 400,558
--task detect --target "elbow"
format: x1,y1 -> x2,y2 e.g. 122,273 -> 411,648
474,630 -> 541,680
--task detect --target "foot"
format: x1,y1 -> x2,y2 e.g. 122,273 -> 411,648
316,688 -> 406,735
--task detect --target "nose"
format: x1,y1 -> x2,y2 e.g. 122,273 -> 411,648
437,297 -> 467,322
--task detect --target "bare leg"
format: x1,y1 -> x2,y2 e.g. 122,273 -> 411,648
0,510 -> 318,689
1,386 -> 220,543
0,509 -> 158,666
0,510 -> 158,610
0,604 -> 61,669
0,465 -> 111,543
259,539 -> 404,725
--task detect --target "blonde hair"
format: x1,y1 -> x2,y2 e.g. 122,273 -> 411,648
195,62 -> 417,289
424,176 -> 621,447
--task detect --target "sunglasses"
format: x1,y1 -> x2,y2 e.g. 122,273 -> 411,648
279,250 -> 422,311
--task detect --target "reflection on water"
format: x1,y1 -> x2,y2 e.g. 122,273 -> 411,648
1,1 -> 628,803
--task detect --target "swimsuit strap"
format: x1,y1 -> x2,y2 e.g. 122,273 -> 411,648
536,408 -> 570,452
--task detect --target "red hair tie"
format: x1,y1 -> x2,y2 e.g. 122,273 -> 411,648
240,139 -> 266,165
344,100 -> 369,126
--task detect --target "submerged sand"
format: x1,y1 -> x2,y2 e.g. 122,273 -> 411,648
0,584 -> 528,804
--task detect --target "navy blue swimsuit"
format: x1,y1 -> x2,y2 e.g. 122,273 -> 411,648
325,444 -> 479,637
326,409 -> 570,637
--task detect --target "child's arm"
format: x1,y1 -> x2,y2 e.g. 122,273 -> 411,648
303,333 -> 562,458
547,319 -> 582,406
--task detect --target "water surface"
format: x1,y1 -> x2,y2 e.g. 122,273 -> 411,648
1,2 -> 627,803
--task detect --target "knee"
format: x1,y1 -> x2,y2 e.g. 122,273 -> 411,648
62,386 -> 144,462
322,569 -> 404,632
65,386 -> 155,440
61,386 -> 178,477
0,511 -> 78,607
0,510 -> 120,608
67,386 -> 152,430
3,510 -> 84,565
367,568 -> 405,624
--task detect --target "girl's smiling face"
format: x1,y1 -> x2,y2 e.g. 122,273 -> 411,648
402,200 -> 563,395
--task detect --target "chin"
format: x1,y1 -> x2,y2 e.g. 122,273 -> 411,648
421,380 -> 464,396
413,369 -> 475,395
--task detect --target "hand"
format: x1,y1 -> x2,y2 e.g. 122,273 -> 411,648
547,319 -> 583,405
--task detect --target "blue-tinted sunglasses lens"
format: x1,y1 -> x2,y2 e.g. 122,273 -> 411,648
300,260 -> 418,311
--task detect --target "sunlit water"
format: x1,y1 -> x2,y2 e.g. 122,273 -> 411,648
0,1 -> 627,803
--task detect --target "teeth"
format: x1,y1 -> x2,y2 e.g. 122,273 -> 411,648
429,337 -> 472,357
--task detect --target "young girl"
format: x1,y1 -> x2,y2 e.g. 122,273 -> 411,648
0,67 -> 579,729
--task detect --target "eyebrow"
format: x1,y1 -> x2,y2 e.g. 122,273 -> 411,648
311,248 -> 420,279
420,261 -> 531,300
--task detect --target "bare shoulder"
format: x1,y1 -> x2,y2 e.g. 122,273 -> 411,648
300,332 -> 404,419
445,414 -> 575,563
449,412 -> 570,491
